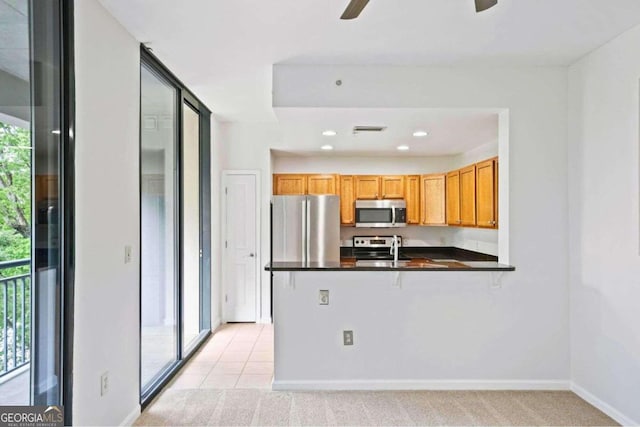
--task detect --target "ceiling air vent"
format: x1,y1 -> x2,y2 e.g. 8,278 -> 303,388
353,126 -> 387,134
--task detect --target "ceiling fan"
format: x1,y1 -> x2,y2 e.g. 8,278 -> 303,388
340,0 -> 498,20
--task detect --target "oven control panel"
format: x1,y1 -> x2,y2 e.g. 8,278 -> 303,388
353,236 -> 403,248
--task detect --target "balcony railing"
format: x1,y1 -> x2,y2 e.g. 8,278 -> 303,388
0,259 -> 30,378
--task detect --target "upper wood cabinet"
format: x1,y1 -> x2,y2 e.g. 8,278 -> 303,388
421,174 -> 446,226
380,175 -> 405,199
339,175 -> 355,225
495,158 -> 499,228
354,175 -> 405,200
405,175 -> 421,224
274,158 -> 497,228
354,175 -> 381,200
446,171 -> 461,225
459,165 -> 476,226
273,174 -> 307,195
476,159 -> 496,228
35,175 -> 59,202
307,174 -> 339,195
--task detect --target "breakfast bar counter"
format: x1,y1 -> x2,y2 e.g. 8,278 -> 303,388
266,259 -> 514,272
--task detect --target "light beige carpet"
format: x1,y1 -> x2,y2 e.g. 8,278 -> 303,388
135,389 -> 618,426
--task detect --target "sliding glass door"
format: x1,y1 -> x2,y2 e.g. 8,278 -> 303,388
0,0 -> 73,421
181,102 -> 201,353
140,49 -> 211,403
140,63 -> 179,394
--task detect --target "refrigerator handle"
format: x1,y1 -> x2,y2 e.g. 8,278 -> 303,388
306,199 -> 311,263
301,199 -> 307,264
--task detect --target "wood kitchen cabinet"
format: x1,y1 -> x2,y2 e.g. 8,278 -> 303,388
307,174 -> 339,195
354,175 -> 405,200
476,159 -> 497,228
380,175 -> 405,199
421,174 -> 446,225
404,175 -> 420,224
354,175 -> 381,200
446,170 -> 460,225
339,175 -> 355,225
273,174 -> 307,195
459,165 -> 476,226
495,158 -> 499,228
35,175 -> 58,201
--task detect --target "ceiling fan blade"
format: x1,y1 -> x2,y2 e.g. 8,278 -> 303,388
475,0 -> 497,12
340,0 -> 370,20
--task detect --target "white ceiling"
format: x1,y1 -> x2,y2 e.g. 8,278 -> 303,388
275,108 -> 498,156
0,0 -> 29,81
99,0 -> 640,123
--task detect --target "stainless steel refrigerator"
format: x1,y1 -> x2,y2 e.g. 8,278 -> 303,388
271,195 -> 340,265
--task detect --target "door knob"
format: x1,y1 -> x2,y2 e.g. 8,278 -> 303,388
249,253 -> 255,257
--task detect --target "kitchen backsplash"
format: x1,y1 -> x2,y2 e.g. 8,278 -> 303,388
340,226 -> 498,256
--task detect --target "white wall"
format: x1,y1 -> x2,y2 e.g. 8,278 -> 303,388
74,0 -> 140,425
273,154 -> 457,174
450,140 -> 498,169
568,25 -> 640,425
265,65 -> 568,380
273,271 -> 567,389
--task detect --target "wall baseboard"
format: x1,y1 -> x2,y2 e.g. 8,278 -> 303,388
119,405 -> 141,427
571,382 -> 638,426
258,317 -> 272,324
272,379 -> 570,391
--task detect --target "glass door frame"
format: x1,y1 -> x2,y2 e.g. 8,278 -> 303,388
139,47 -> 212,407
26,0 -> 76,424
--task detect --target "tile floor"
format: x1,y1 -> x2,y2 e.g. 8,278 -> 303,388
167,323 -> 273,391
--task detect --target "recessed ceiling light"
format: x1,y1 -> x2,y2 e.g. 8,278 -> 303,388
397,145 -> 410,151
322,130 -> 337,136
413,130 -> 428,137
321,144 -> 334,151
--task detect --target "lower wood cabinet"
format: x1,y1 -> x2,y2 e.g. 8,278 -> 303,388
405,175 -> 421,224
421,174 -> 446,225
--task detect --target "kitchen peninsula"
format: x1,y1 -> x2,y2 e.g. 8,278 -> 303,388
266,235 -> 514,390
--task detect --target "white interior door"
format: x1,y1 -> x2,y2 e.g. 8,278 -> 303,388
223,173 -> 258,322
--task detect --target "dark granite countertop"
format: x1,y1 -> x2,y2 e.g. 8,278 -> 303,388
266,247 -> 514,272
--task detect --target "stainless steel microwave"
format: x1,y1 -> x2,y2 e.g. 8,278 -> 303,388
355,200 -> 407,228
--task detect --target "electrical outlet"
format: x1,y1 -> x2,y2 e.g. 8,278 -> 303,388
100,371 -> 109,396
319,290 -> 329,305
124,245 -> 132,264
343,330 -> 354,346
